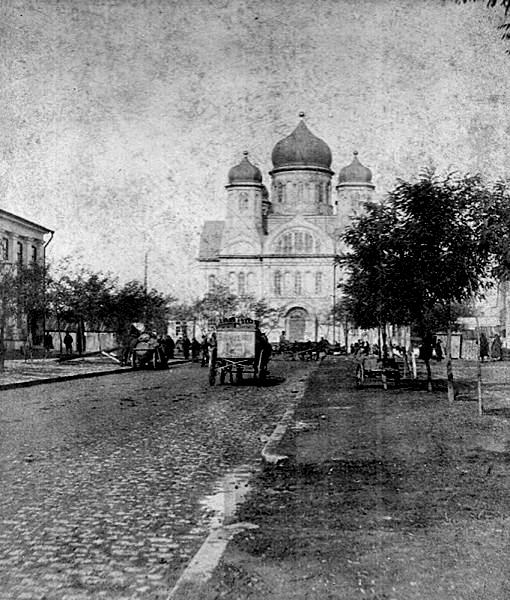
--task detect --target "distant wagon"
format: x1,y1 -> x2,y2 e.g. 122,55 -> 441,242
208,318 -> 271,385
131,333 -> 167,370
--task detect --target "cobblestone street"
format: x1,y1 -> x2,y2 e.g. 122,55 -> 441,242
0,361 -> 312,600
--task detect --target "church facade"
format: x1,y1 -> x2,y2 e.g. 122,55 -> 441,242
198,114 -> 375,343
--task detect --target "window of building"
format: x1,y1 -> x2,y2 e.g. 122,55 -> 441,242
31,245 -> 37,263
239,192 -> 249,211
274,271 -> 282,296
315,239 -> 321,253
304,233 -> 313,253
238,272 -> 246,296
247,272 -> 255,294
315,272 -> 323,295
16,241 -> 23,264
277,183 -> 283,203
208,274 -> 216,292
274,230 -> 318,255
1,238 -> 8,261
229,272 -> 236,292
283,233 -> 292,253
294,272 -> 302,295
284,271 -> 292,294
295,232 -> 304,253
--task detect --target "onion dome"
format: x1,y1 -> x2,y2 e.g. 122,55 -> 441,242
271,113 -> 332,172
228,151 -> 263,185
337,151 -> 373,186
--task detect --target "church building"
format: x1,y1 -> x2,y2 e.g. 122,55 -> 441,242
198,113 -> 375,343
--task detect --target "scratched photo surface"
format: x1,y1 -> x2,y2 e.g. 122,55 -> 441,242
2,1 -> 510,600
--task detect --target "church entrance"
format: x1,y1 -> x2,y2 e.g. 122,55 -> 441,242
287,307 -> 308,342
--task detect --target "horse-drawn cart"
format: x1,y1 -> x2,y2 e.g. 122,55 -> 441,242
208,319 -> 271,386
355,354 -> 403,390
131,334 -> 166,370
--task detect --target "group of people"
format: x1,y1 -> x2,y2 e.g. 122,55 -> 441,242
479,332 -> 503,361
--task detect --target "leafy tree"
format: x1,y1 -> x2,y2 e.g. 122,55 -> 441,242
193,282 -> 239,322
0,262 -> 48,370
341,170 -> 510,396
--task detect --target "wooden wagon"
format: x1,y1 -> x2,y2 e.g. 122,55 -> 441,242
208,319 -> 271,386
131,335 -> 167,370
355,354 -> 403,390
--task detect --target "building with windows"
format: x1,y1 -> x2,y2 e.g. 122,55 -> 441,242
198,114 -> 375,343
0,208 -> 53,350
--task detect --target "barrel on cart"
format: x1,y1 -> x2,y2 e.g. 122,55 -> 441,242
208,318 -> 271,386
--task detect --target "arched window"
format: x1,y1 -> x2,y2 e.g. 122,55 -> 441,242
283,233 -> 292,254
274,230 -> 319,255
229,272 -> 236,292
315,239 -> 321,253
294,272 -> 302,295
315,272 -> 323,295
208,274 -> 216,292
247,272 -> 255,294
238,272 -> 246,296
295,231 -> 304,253
305,271 -> 312,293
284,272 -> 292,294
274,271 -> 282,296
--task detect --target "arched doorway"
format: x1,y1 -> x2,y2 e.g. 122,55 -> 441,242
287,307 -> 308,342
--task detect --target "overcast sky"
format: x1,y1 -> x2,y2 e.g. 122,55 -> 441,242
2,0 -> 510,299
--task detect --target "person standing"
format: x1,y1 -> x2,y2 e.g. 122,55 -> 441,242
191,337 -> 200,362
64,331 -> 73,355
480,332 -> 490,362
200,334 -> 209,367
182,334 -> 191,360
491,334 -> 503,361
163,334 -> 175,360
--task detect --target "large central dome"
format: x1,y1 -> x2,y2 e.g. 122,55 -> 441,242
271,116 -> 332,172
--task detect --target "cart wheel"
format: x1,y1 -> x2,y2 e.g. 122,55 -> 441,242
220,368 -> 226,384
235,367 -> 243,384
208,367 -> 216,386
131,353 -> 138,370
152,352 -> 158,370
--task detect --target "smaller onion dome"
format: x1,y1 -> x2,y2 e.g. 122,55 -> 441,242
228,151 -> 263,185
337,151 -> 373,186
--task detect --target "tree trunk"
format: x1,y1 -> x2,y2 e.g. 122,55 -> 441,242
425,357 -> 433,392
446,325 -> 455,403
0,322 -> 5,373
475,316 -> 483,415
381,325 -> 388,360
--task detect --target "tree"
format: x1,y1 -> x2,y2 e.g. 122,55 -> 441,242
193,283 -> 239,323
0,262 -> 48,370
341,169 -> 510,396
457,0 -> 510,52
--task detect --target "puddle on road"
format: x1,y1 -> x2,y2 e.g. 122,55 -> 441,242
200,464 -> 254,528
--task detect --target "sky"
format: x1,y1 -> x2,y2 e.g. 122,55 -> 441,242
2,0 -> 510,300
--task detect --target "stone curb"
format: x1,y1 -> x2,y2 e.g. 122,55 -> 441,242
261,377 -> 309,465
166,370 -> 312,599
0,360 -> 189,391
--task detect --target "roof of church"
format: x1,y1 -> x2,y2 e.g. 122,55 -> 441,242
271,114 -> 332,172
337,151 -> 373,185
228,152 -> 263,185
198,221 -> 224,261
